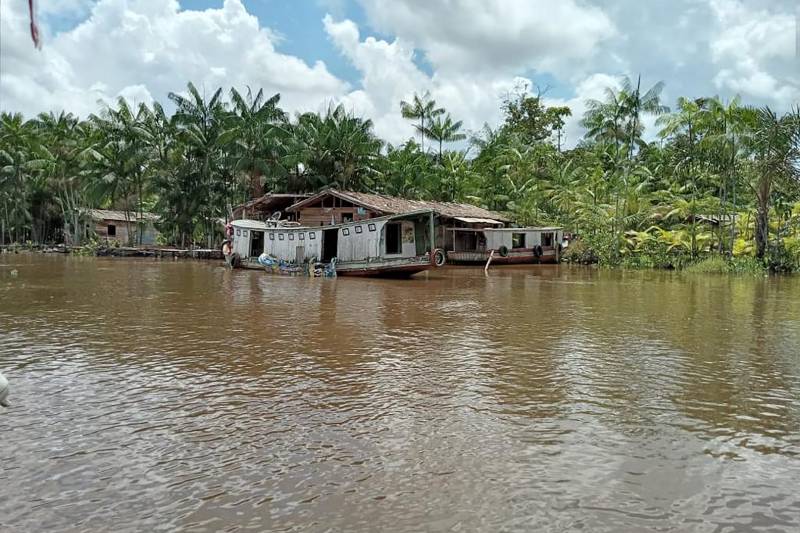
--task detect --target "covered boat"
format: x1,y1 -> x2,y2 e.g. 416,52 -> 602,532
228,210 -> 441,277
445,226 -> 564,264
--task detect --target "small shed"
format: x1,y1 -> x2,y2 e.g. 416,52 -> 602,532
89,210 -> 161,244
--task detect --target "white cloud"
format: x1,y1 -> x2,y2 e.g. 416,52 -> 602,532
323,15 -> 528,146
6,0 -> 797,156
1,0 -> 347,118
708,0 -> 799,106
356,0 -> 616,77
544,73 -> 621,147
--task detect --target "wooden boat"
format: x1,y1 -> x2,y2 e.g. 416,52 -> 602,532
228,210 -> 441,277
445,226 -> 564,265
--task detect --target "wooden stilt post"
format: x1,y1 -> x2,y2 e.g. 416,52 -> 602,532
484,250 -> 495,272
429,210 -> 436,256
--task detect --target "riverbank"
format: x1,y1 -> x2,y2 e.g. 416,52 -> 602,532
0,243 -> 223,260
561,239 -> 799,275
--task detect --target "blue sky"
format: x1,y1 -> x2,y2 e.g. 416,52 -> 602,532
3,0 -> 798,146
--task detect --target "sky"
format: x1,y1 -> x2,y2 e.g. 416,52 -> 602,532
0,0 -> 798,147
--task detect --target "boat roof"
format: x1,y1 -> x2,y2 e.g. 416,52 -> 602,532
447,226 -> 563,232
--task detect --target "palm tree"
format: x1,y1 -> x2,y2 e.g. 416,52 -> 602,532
293,104 -> 382,192
0,113 -> 37,244
229,87 -> 288,200
400,91 -> 444,153
700,96 -> 755,252
168,82 -> 231,247
746,107 -> 800,258
31,111 -> 93,245
423,113 -> 466,161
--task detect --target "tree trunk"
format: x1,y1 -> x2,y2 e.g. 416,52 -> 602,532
755,183 -> 770,259
755,205 -> 768,259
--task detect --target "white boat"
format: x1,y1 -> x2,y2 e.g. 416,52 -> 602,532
228,210 -> 443,277
445,226 -> 564,264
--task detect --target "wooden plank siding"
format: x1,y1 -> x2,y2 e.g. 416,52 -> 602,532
296,207 -> 379,227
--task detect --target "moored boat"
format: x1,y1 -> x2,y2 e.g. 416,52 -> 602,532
228,210 -> 441,278
445,226 -> 564,265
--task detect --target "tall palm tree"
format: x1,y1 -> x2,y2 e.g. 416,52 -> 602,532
423,113 -> 466,161
0,113 -> 38,244
31,111 -> 92,245
746,107 -> 800,259
293,104 -> 382,192
700,96 -> 755,251
229,87 -> 288,199
168,82 -> 232,247
400,91 -> 444,153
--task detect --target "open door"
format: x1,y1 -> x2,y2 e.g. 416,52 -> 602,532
250,231 -> 264,257
321,228 -> 338,262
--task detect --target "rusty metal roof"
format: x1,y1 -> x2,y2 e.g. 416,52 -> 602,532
286,189 -> 511,222
89,209 -> 160,222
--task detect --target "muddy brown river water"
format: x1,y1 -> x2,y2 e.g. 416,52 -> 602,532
1,255 -> 799,532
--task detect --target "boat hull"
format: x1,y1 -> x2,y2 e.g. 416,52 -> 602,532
335,256 -> 433,277
447,249 -> 559,265
236,256 -> 433,278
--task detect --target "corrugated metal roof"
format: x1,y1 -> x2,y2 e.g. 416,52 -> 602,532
286,189 -> 511,222
453,216 -> 504,225
89,209 -> 159,222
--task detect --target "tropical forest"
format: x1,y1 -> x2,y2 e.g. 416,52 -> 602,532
2,78 -> 799,273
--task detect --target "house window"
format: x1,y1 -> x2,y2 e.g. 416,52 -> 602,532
289,233 -> 295,241
243,229 -> 248,237
512,233 -> 526,249
269,233 -> 275,240
236,229 -> 241,236
385,222 -> 402,254
309,232 -> 316,240
342,213 -> 354,223
299,232 -> 305,240
107,224 -> 116,237
542,232 -> 554,247
279,234 -> 285,241
368,223 -> 376,232
355,226 -> 363,234
342,228 -> 350,236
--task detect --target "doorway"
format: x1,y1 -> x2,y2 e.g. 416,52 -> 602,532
250,231 -> 264,256
322,228 -> 338,262
385,222 -> 402,254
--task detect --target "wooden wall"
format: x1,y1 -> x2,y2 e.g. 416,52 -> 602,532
296,207 -> 379,226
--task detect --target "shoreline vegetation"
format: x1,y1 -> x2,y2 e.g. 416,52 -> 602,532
1,78 -> 799,274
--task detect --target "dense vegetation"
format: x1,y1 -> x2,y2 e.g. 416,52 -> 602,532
2,78 -> 800,271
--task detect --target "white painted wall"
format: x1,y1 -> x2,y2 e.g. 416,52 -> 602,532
485,229 -> 563,250
337,220 -> 384,261
233,218 -> 427,262
264,228 -> 323,261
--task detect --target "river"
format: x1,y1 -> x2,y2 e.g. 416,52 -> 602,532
1,255 -> 799,532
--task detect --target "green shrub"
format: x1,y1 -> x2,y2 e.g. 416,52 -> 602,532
685,255 -> 767,275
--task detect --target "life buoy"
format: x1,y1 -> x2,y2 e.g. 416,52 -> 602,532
498,245 -> 509,257
432,248 -> 446,267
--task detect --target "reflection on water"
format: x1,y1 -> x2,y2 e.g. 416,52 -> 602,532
1,255 -> 799,532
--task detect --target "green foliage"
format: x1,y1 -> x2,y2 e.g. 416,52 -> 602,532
685,255 -> 766,275
501,84 -> 572,147
2,77 -> 800,274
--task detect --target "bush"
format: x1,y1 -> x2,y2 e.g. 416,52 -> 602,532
561,239 -> 599,265
685,255 -> 766,275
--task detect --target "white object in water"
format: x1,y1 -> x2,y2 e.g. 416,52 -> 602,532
0,372 -> 9,407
